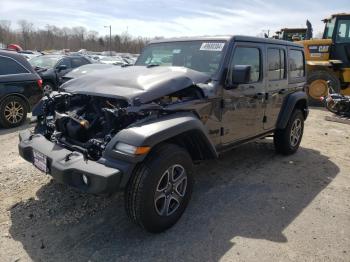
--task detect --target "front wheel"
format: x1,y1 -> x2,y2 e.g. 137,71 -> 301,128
125,143 -> 193,233
274,110 -> 304,155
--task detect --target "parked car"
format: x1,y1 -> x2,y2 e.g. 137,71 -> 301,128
29,54 -> 92,93
0,50 -> 42,128
99,55 -> 126,65
60,63 -> 115,84
19,36 -> 308,232
18,50 -> 43,60
101,51 -> 118,56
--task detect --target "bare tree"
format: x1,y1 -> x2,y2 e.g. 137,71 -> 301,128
18,20 -> 33,49
2,20 -> 149,53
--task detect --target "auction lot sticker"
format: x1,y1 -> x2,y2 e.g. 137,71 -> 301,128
200,42 -> 225,51
33,150 -> 48,173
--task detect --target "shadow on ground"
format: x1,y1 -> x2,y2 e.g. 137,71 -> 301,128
9,141 -> 339,262
0,117 -> 34,136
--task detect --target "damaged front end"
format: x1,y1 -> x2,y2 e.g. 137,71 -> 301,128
33,84 -> 205,161
19,66 -> 212,194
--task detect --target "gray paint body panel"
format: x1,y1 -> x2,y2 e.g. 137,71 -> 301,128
61,66 -> 211,103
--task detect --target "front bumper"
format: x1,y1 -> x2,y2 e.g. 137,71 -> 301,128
18,130 -> 123,194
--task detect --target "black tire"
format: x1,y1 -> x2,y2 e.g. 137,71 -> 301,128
125,143 -> 194,233
42,82 -> 54,94
0,96 -> 28,128
274,110 -> 304,155
307,70 -> 340,104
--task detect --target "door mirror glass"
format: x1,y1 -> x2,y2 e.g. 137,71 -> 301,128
228,65 -> 251,88
226,46 -> 260,89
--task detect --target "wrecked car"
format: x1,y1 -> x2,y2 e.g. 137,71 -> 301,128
19,36 -> 308,233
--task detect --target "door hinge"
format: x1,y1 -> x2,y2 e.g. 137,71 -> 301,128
220,127 -> 224,136
263,116 -> 267,123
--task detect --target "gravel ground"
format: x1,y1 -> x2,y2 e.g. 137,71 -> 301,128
0,108 -> 349,262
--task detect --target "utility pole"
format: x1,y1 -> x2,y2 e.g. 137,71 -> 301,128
104,25 -> 112,55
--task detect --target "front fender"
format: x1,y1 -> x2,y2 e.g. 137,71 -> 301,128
103,112 -> 217,162
276,91 -> 308,129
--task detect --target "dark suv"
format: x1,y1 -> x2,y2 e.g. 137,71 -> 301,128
0,50 -> 42,128
29,54 -> 91,93
19,36 -> 308,232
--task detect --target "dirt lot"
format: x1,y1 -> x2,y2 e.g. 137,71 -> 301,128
0,108 -> 349,262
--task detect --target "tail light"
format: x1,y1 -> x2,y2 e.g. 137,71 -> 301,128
37,79 -> 43,89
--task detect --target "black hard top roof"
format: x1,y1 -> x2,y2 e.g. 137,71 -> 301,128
149,35 -> 303,48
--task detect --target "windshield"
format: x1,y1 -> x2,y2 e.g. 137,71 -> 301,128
29,55 -> 61,68
323,18 -> 336,39
136,40 -> 227,76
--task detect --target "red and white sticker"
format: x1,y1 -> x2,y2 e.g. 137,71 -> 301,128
200,42 -> 225,51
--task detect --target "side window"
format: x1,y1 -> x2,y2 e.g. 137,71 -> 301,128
267,48 -> 286,80
289,50 -> 305,79
71,57 -> 89,68
56,58 -> 71,68
0,56 -> 29,75
231,47 -> 261,83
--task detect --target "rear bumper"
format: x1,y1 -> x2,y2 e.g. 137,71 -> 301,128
18,130 -> 123,194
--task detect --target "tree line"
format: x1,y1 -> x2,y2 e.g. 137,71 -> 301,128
0,20 -> 156,54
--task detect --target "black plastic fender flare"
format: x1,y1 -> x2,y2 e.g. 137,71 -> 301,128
276,91 -> 308,129
103,111 -> 218,162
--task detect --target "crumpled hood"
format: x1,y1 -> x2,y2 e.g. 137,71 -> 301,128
60,66 -> 211,103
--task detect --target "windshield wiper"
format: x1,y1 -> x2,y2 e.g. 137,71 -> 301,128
146,63 -> 160,68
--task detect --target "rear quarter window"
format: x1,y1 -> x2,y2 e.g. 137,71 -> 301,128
71,57 -> 89,68
0,56 -> 29,75
288,49 -> 305,79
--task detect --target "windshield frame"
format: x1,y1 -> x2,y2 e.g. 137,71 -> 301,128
135,40 -> 228,79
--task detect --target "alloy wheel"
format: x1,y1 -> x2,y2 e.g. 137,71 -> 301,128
290,119 -> 302,147
4,101 -> 24,124
154,164 -> 188,216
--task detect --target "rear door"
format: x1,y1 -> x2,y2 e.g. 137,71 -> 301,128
0,55 -> 41,106
71,57 -> 90,68
221,42 -> 265,144
263,45 -> 288,130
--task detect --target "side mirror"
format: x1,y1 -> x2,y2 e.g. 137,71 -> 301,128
227,65 -> 251,89
57,65 -> 67,71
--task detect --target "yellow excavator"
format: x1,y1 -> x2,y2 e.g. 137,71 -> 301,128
274,28 -> 308,41
297,13 -> 350,101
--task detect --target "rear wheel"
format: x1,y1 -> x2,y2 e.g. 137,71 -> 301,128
274,109 -> 304,155
125,143 -> 193,233
307,70 -> 340,103
0,96 -> 28,128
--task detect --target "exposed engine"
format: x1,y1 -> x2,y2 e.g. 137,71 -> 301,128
35,86 -> 203,160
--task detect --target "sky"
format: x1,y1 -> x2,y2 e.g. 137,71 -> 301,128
0,0 -> 348,38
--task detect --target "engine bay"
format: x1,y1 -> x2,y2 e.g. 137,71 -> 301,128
35,86 -> 204,160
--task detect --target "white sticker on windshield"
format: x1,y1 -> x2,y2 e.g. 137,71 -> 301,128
200,42 -> 225,51
173,49 -> 181,54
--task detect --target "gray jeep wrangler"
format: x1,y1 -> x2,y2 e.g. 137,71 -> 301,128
19,36 -> 308,233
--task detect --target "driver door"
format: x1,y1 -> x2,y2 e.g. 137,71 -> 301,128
55,58 -> 71,84
221,43 -> 266,145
